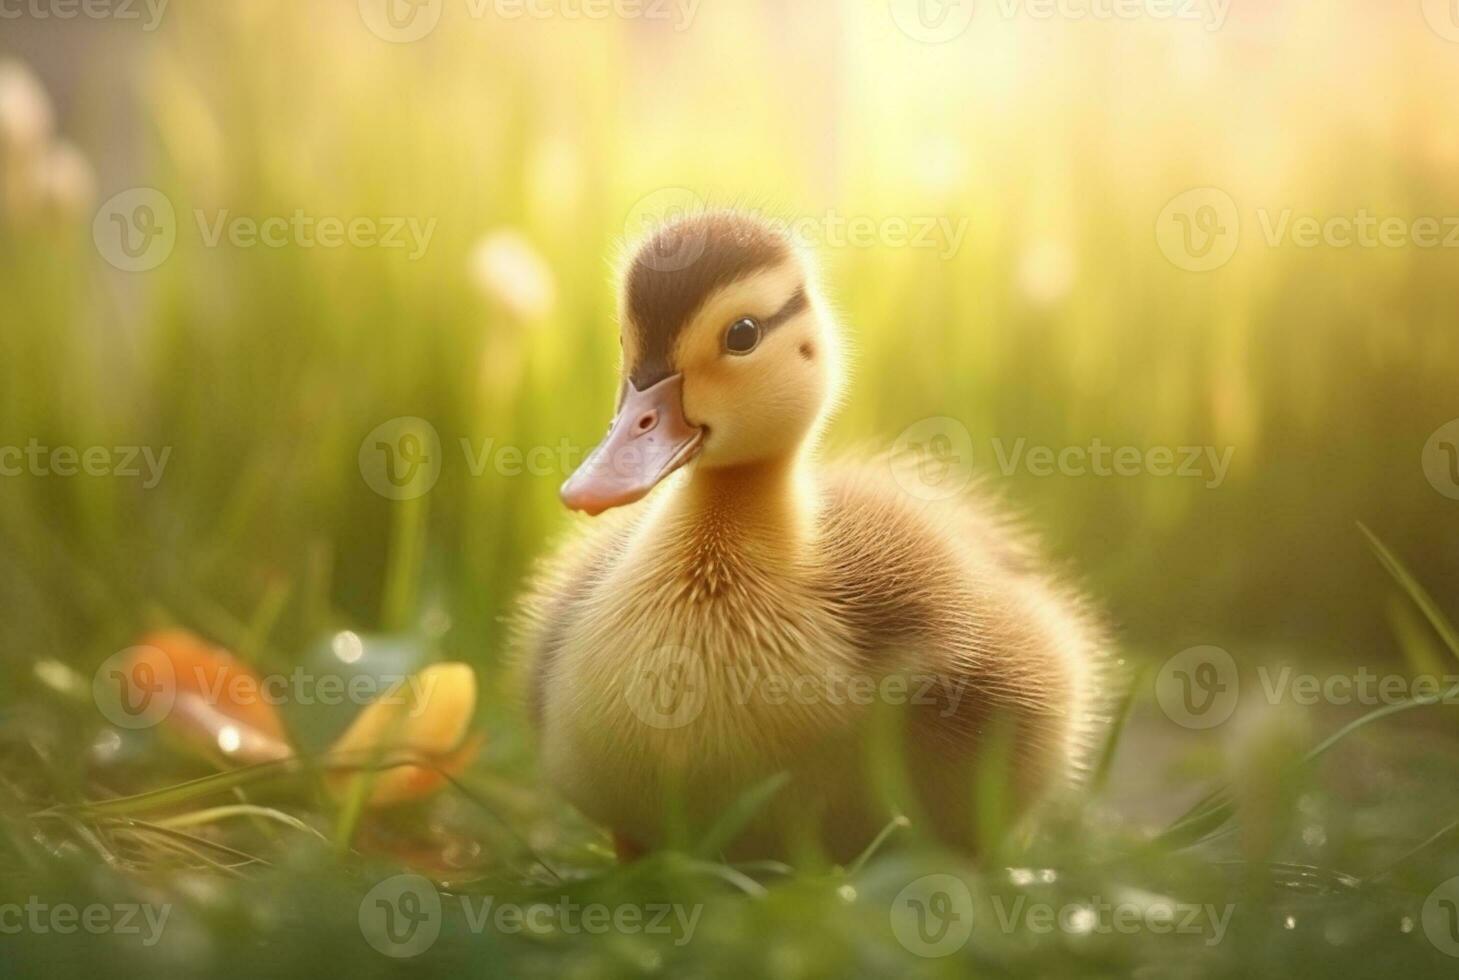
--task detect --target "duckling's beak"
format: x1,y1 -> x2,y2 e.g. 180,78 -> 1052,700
560,373 -> 705,516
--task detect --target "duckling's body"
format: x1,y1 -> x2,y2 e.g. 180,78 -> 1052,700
517,211 -> 1109,860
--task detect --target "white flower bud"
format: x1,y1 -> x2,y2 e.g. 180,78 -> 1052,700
467,229 -> 556,322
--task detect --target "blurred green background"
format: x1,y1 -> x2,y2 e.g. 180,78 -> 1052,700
3,2 -> 1456,674
3,1 -> 1459,976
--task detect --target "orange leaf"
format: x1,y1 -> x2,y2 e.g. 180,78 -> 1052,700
126,629 -> 293,766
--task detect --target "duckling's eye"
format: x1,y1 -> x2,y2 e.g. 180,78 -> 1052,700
724,317 -> 762,355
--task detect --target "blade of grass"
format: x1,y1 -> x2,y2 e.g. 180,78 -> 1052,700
241,575 -> 293,670
694,771 -> 791,860
381,493 -> 428,633
51,758 -> 311,817
102,816 -> 271,869
1358,523 -> 1459,659
1155,532 -> 1459,851
332,766 -> 375,855
111,826 -> 254,876
1363,818 -> 1459,884
1156,678 -> 1459,851
845,815 -> 910,877
974,718 -> 1015,856
667,855 -> 769,898
154,804 -> 326,840
1086,663 -> 1143,798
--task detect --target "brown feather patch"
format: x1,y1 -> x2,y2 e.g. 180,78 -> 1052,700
625,212 -> 792,388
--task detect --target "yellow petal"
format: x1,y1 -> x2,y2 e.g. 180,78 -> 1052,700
325,662 -> 478,808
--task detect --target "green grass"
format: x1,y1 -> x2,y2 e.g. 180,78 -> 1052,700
4,3 -> 1459,977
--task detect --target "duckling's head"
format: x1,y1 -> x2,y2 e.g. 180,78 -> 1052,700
561,210 -> 842,515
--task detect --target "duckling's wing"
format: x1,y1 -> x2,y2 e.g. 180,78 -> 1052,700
816,459 -> 1117,796
511,506 -> 643,729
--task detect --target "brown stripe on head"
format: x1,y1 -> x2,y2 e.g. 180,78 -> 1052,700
623,211 -> 792,389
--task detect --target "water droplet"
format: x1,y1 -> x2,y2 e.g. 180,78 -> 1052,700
332,630 -> 364,664
90,729 -> 122,761
1067,906 -> 1098,934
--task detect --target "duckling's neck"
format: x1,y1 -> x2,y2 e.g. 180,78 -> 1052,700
659,453 -> 818,578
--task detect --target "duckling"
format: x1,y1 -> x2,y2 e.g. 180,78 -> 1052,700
516,210 -> 1111,861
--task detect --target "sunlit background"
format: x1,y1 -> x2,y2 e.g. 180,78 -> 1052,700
3,1 -> 1459,975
